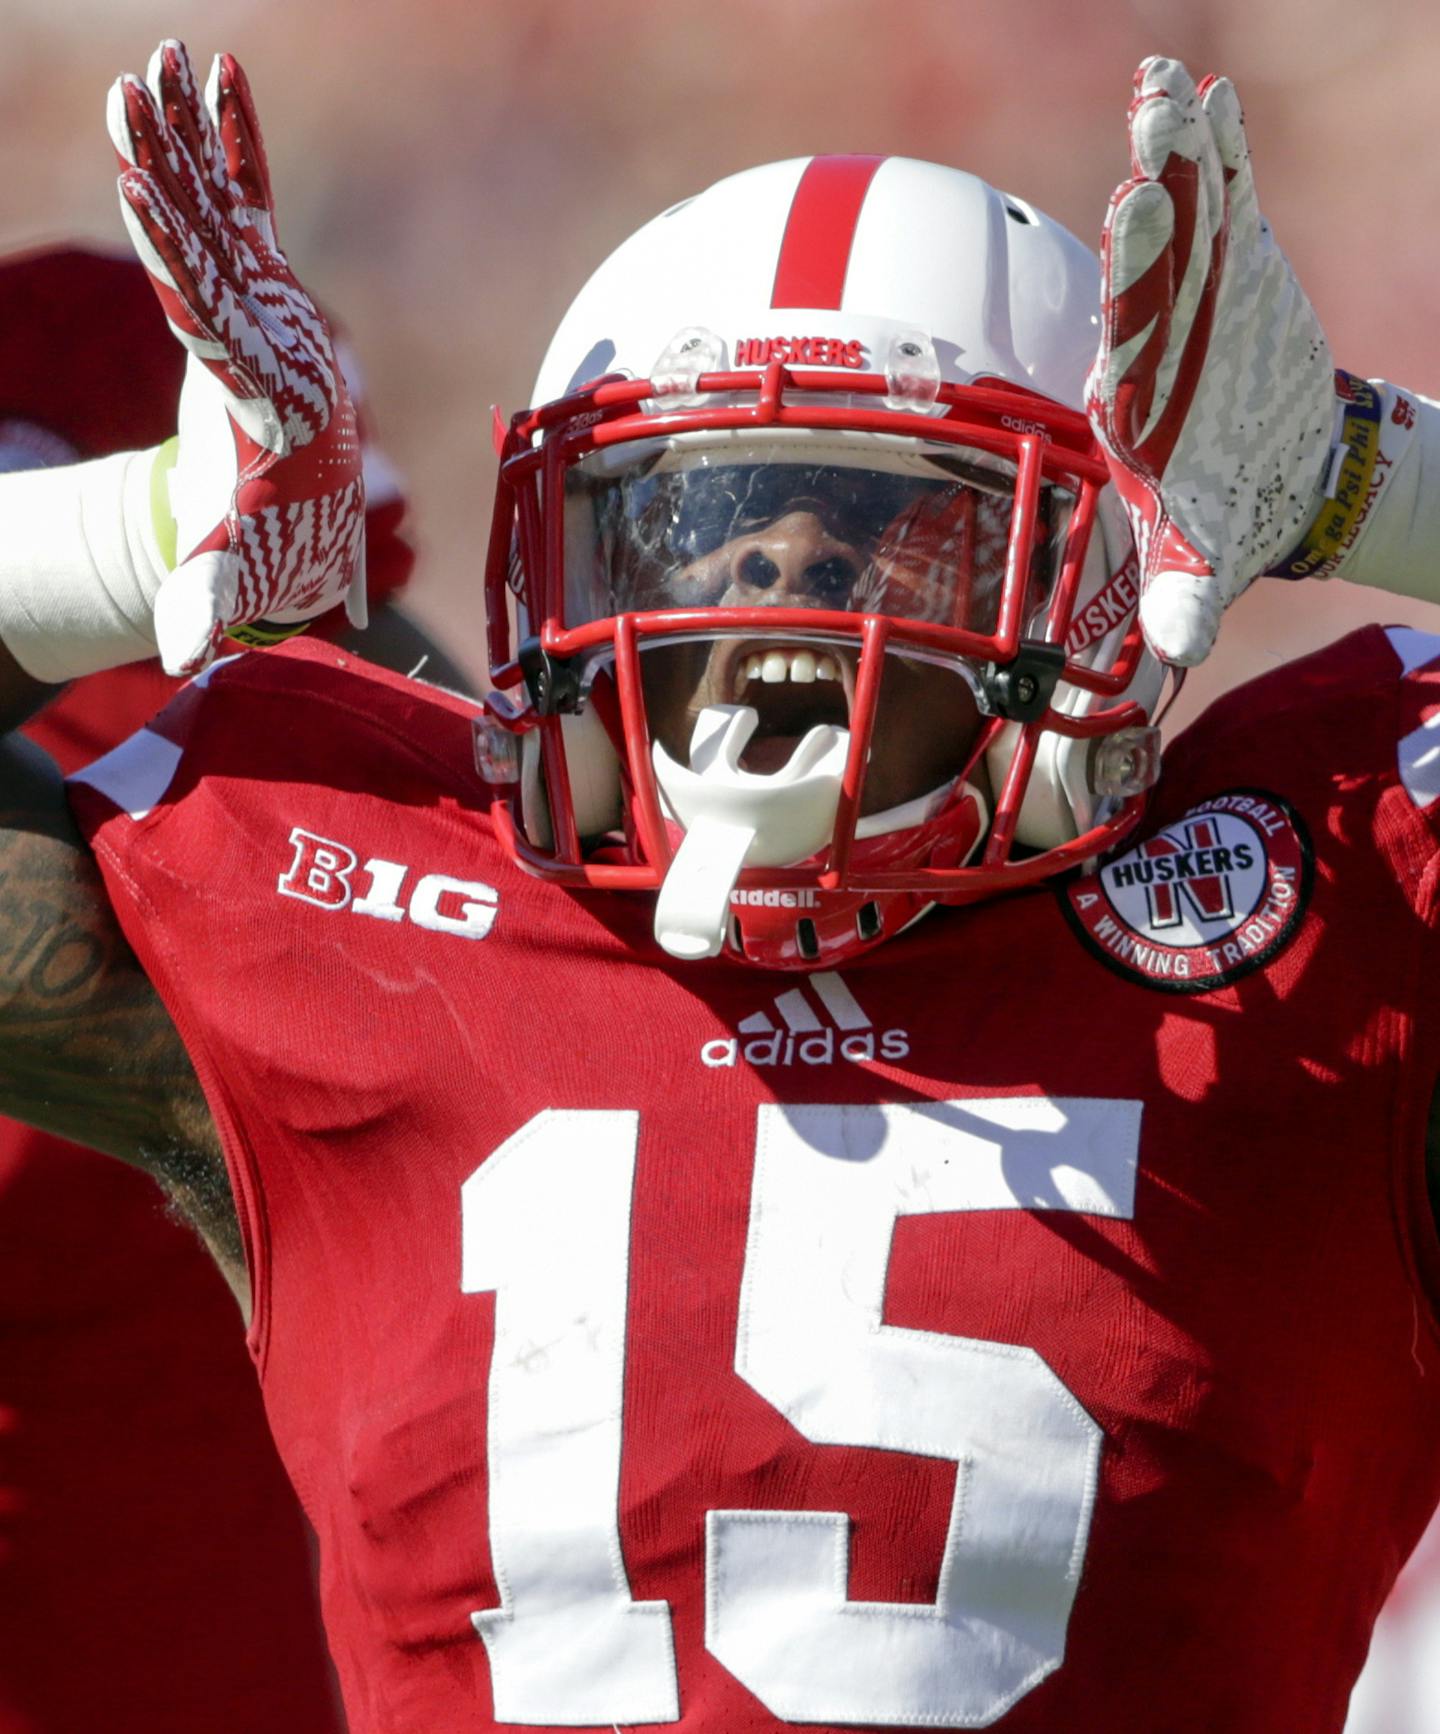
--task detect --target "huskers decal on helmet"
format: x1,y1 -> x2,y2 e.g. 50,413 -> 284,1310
1062,790 -> 1313,992
732,336 -> 867,368
1066,548 -> 1140,656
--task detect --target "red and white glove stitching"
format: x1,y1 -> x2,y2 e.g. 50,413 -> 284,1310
108,40 -> 364,674
1086,57 -> 1335,666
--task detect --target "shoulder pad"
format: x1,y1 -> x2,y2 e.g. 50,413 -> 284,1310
69,640 -> 481,821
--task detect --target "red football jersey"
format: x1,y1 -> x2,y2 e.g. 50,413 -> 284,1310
0,244 -> 416,1731
70,624 -> 1440,1733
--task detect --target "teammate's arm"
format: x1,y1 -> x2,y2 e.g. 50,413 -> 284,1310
0,647 -> 233,1265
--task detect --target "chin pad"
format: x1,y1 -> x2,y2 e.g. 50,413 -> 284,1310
520,705 -> 625,850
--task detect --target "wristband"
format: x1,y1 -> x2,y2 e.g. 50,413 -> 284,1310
1267,372 -> 1410,582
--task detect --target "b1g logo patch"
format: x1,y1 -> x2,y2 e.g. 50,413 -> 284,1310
1062,790 -> 1313,993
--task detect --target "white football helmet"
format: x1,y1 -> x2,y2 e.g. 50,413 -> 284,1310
479,156 -> 1164,969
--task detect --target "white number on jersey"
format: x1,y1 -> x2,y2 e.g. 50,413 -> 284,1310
461,1098 -> 1141,1727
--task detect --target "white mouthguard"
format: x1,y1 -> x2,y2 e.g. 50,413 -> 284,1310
651,704 -> 849,960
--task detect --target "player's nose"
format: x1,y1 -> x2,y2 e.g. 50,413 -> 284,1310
723,510 -> 861,603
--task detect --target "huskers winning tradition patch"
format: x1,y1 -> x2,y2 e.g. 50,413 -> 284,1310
1062,790 -> 1313,993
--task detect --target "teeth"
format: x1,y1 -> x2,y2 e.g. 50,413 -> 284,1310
736,649 -> 843,694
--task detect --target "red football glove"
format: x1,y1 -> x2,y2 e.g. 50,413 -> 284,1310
108,40 -> 365,675
1086,57 -> 1335,667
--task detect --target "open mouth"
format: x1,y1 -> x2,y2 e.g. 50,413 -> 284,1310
725,641 -> 853,773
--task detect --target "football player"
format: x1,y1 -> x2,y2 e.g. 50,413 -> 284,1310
1,38 -> 1439,1734
0,241 -> 463,1725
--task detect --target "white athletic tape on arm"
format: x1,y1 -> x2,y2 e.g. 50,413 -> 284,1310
0,447 -> 168,682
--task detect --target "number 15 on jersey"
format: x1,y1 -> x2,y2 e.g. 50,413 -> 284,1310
462,1097 -> 1141,1728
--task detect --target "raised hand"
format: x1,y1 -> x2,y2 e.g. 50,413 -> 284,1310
1086,57 -> 1335,666
108,40 -> 364,675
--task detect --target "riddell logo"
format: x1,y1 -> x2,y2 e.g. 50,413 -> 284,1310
729,887 -> 819,909
701,971 -> 909,1069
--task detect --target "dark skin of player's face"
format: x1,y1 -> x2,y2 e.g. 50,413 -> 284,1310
639,509 -> 986,815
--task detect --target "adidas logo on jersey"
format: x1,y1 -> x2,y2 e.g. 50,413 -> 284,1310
701,972 -> 909,1069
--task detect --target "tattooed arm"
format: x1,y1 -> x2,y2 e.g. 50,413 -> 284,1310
0,637 -> 243,1303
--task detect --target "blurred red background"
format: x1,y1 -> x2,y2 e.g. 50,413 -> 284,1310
2,0 -> 1437,723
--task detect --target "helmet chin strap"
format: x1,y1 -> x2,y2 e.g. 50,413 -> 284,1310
651,704 -> 849,961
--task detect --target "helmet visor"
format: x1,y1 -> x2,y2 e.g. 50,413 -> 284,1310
562,439 -> 1075,638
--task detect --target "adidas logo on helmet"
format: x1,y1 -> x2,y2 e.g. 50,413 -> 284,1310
700,971 -> 909,1069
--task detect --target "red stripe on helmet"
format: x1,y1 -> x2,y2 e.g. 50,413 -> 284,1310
771,155 -> 886,309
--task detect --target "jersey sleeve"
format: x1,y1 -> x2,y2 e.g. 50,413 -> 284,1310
1171,621 -> 1440,1310
1162,621 -> 1440,922
1368,623 -> 1440,919
65,640 -> 490,1355
1385,625 -> 1440,814
66,656 -> 276,1326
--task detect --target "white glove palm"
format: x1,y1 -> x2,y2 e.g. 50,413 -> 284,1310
1086,57 -> 1336,666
